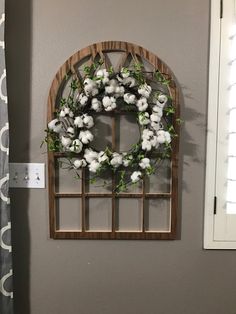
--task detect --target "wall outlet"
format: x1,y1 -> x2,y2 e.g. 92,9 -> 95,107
9,163 -> 45,188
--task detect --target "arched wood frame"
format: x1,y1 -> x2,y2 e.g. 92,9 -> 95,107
47,41 -> 180,239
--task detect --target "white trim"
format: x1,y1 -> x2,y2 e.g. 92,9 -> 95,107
204,0 -> 221,249
204,0 -> 236,249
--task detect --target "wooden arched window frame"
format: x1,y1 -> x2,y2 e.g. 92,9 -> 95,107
47,41 -> 180,239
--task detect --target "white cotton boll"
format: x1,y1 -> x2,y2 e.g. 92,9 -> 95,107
142,129 -> 154,140
98,151 -> 109,163
105,85 -> 115,94
121,68 -> 130,78
48,119 -> 62,133
151,121 -> 160,131
69,139 -> 83,153
74,159 -> 87,169
102,77 -> 110,84
67,127 -> 74,133
96,69 -> 110,84
96,69 -> 109,78
156,130 -> 171,144
84,84 -> 93,96
110,153 -> 123,167
150,113 -> 161,123
116,74 -> 123,83
124,93 -> 136,104
59,110 -> 66,118
138,84 -> 152,98
102,96 -> 111,107
139,158 -> 150,169
79,130 -> 94,144
69,111 -> 74,118
157,94 -> 168,104
54,124 -> 62,133
60,108 -> 74,118
85,131 -> 94,143
122,154 -> 133,167
150,136 -> 159,148
84,78 -> 91,84
131,171 -> 142,183
152,106 -> 163,117
115,86 -> 125,97
109,79 -> 118,86
102,96 -> 116,111
142,140 -> 152,151
74,116 -> 84,128
96,69 -> 104,78
83,114 -> 94,129
79,94 -> 88,106
156,135 -> 166,144
123,159 -> 130,167
74,159 -> 82,169
105,79 -> 119,95
103,70 -> 109,78
91,88 -> 99,96
48,119 -> 58,130
123,77 -> 136,87
84,78 -> 98,97
105,105 -> 115,112
164,131 -> 171,143
156,100 -> 166,109
67,127 -> 75,137
61,136 -> 72,147
138,112 -> 150,125
136,97 -> 148,112
84,148 -> 98,164
156,94 -> 168,109
89,160 -> 100,173
91,98 -> 102,112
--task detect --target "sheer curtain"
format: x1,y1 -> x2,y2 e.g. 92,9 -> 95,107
0,0 -> 14,313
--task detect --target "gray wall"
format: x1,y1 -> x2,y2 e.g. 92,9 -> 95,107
5,0 -> 236,313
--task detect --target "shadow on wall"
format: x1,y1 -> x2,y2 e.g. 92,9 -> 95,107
5,0 -> 32,313
173,75 -> 206,238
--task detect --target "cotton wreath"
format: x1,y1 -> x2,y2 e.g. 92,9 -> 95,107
44,61 -> 178,192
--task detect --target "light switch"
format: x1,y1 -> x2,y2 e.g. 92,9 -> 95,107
9,163 -> 45,188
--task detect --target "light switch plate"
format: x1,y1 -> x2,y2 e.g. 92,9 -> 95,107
9,163 -> 45,188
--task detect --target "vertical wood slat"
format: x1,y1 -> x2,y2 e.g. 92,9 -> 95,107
81,168 -> 86,232
111,114 -> 116,233
47,41 -> 180,240
170,86 -> 179,237
48,152 -> 56,237
142,179 -> 145,233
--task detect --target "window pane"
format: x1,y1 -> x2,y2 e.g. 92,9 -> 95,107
145,198 -> 171,232
145,159 -> 171,193
85,169 -> 112,193
226,23 -> 236,215
56,198 -> 82,230
91,115 -> 112,151
229,109 -> 236,132
227,157 -> 236,180
55,158 -> 81,193
86,198 -> 112,231
227,202 -> 236,214
116,198 -> 142,231
228,134 -> 236,156
226,180 -> 236,214
115,115 -> 140,152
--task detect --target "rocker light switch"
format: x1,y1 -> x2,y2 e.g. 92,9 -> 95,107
9,163 -> 45,188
